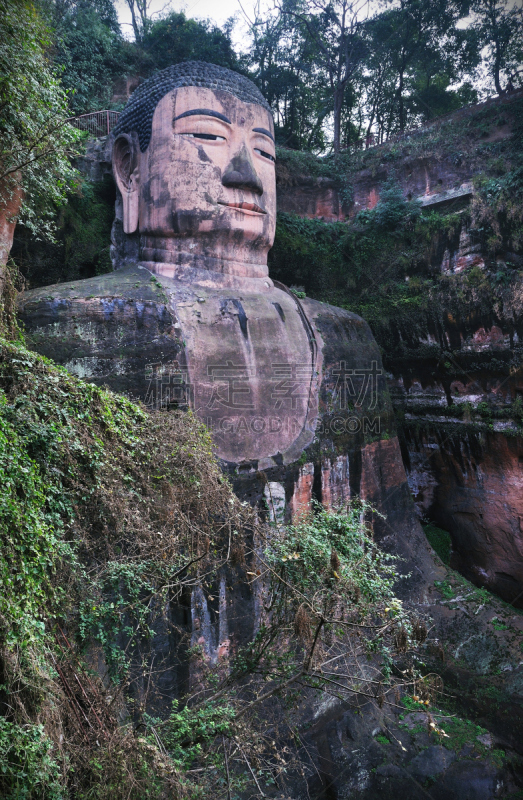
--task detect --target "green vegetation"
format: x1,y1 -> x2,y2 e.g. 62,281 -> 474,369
0,0 -> 79,242
269,174 -> 433,320
0,318 -> 430,798
50,0 -> 123,114
399,691 -> 511,772
0,326 -> 241,797
139,11 -> 239,74
14,176 -> 115,287
245,0 -> 518,151
0,718 -> 64,800
424,523 -> 452,565
434,580 -> 455,600
439,716 -> 491,754
400,695 -> 426,713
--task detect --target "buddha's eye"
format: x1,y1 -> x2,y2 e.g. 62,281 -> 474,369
254,148 -> 275,162
182,133 -> 226,141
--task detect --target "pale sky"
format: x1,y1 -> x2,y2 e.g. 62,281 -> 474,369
115,0 -> 260,49
115,0 -> 380,51
115,0 -> 523,47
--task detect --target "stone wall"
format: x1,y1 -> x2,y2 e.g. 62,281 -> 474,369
275,90 -> 523,605
276,88 -> 522,221
388,271 -> 523,604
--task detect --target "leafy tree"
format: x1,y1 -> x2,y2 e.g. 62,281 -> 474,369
48,0 -> 125,113
0,0 -> 79,279
276,0 -> 368,153
358,27 -> 400,144
249,0 -> 480,150
405,18 -> 480,120
410,75 -> 478,121
140,11 -> 239,74
471,0 -> 523,95
246,8 -> 327,150
367,0 -> 473,133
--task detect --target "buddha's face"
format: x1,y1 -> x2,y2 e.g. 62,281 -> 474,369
114,86 -> 276,272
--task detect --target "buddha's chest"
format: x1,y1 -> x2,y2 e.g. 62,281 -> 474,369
170,289 -> 319,465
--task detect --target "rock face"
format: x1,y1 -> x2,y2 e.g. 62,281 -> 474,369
387,256 -> 523,605
276,88 -> 522,221
17,264 -> 425,569
402,424 -> 523,604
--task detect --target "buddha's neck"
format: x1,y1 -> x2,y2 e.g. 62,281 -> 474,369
139,235 -> 269,279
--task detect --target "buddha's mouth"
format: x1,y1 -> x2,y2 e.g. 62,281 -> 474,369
218,201 -> 267,215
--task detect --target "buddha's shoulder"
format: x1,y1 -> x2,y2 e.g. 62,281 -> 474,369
300,296 -> 376,346
18,265 -> 161,312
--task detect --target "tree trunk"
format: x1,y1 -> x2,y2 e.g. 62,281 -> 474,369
333,84 -> 344,154
494,50 -> 504,95
398,70 -> 405,132
0,177 -> 24,296
127,0 -> 141,43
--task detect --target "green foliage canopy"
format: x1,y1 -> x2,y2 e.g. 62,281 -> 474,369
471,0 -> 523,96
49,0 -> 125,114
0,0 -> 79,239
140,11 -> 239,74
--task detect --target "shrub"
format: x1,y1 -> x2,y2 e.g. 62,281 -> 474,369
0,719 -> 64,800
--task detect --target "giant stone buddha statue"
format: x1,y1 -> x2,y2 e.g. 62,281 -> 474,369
110,62 -> 317,467
16,65 -> 447,795
18,62 -> 423,535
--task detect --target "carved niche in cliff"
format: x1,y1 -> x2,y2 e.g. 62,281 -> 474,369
18,64 -> 431,721
18,63 -> 418,539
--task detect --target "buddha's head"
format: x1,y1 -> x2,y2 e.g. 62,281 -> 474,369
113,62 -> 276,279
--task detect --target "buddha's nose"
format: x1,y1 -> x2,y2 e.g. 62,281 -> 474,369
222,147 -> 263,195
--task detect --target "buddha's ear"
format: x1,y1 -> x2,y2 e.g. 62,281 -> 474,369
113,133 -> 140,234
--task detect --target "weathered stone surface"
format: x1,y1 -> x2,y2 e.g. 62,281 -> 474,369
431,760 -> 498,800
321,454 -> 350,509
0,177 -> 23,278
403,426 -> 523,604
75,135 -> 113,183
407,744 -> 456,779
112,77 -> 276,278
277,176 -> 345,221
272,689 -> 512,800
18,264 -> 421,540
289,461 -> 315,518
276,89 -> 522,222
18,265 -> 182,400
388,267 -> 523,602
381,219 -> 523,604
